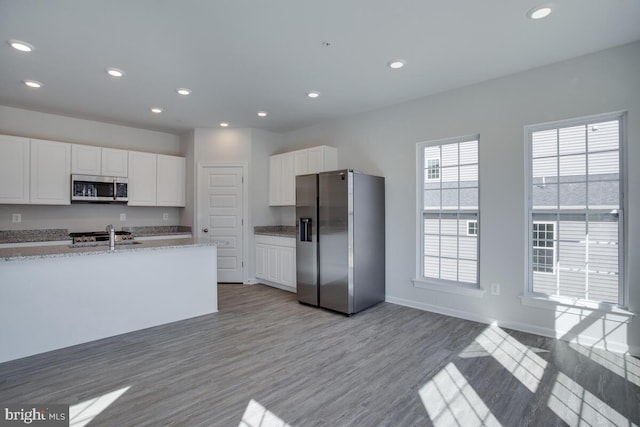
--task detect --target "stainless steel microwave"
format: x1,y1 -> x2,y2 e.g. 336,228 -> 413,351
71,174 -> 128,203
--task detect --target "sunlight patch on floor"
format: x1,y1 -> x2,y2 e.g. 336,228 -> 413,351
419,362 -> 502,427
569,343 -> 640,387
239,399 -> 292,427
459,341 -> 549,359
69,385 -> 130,427
474,325 -> 548,393
548,372 -> 638,427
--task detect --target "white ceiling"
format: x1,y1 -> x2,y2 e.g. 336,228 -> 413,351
1,0 -> 639,135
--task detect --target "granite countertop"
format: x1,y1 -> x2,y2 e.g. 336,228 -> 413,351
0,229 -> 70,244
0,237 -> 215,262
123,225 -> 192,237
254,225 -> 296,238
0,226 -> 193,245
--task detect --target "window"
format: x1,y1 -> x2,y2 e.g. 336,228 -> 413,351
426,158 -> 440,180
532,222 -> 555,273
527,113 -> 624,305
419,135 -> 479,286
467,220 -> 478,236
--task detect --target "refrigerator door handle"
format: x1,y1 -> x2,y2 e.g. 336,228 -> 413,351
299,218 -> 312,242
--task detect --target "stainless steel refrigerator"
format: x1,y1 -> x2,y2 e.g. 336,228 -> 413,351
296,169 -> 385,315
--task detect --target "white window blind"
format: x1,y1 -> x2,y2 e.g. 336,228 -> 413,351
420,136 -> 479,286
528,115 -> 624,305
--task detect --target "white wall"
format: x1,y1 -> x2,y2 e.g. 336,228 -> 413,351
0,106 -> 184,231
281,42 -> 640,354
190,127 -> 285,281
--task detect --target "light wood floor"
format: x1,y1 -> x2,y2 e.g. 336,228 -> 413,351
1,284 -> 638,426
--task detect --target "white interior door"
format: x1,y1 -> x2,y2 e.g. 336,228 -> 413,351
198,165 -> 245,283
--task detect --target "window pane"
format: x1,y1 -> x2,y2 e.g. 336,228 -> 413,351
532,129 -> 557,158
441,189 -> 458,209
424,190 -> 440,209
559,154 -> 586,178
441,165 -> 458,183
459,188 -> 478,209
440,258 -> 457,281
529,115 -> 622,305
588,181 -> 619,208
559,183 -> 586,209
559,125 -> 586,155
587,120 -> 619,152
441,144 -> 459,166
459,164 -> 477,183
459,141 -> 478,164
458,260 -> 477,283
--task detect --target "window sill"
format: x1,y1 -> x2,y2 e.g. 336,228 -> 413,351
413,279 -> 485,298
520,295 -> 635,317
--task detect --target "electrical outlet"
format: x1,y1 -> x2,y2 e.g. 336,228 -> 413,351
12,213 -> 21,223
120,213 -> 126,221
491,283 -> 501,296
163,213 -> 169,221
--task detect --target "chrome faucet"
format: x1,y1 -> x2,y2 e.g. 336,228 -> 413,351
106,224 -> 115,249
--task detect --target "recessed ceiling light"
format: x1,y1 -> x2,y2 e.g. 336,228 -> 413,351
307,91 -> 320,99
151,107 -> 163,114
388,59 -> 406,69
176,88 -> 191,96
23,80 -> 42,88
220,122 -> 229,127
257,111 -> 268,117
106,67 -> 125,78
527,6 -> 552,20
8,40 -> 34,52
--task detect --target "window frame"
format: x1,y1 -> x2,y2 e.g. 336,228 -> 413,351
524,111 -> 627,307
416,134 -> 480,291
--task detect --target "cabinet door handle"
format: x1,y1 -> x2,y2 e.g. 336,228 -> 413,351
203,228 -> 209,233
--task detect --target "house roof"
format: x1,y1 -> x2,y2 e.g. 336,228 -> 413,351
1,1 -> 639,134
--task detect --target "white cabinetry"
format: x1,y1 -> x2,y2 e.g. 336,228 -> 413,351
156,154 -> 186,207
128,151 -> 185,207
71,144 -> 101,175
269,145 -> 336,206
0,135 -> 30,204
30,139 -> 71,205
101,148 -> 128,177
255,235 -> 296,291
72,145 -> 128,177
269,152 -> 295,206
306,146 -> 337,174
128,151 -> 157,206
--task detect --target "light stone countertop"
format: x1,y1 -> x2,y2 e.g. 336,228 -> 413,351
0,237 -> 216,262
254,225 -> 296,238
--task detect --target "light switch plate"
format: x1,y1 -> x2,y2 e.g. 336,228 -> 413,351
491,283 -> 501,296
120,213 -> 126,221
163,213 -> 169,221
12,213 -> 21,223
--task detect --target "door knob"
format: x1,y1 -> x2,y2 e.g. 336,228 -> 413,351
202,228 -> 209,233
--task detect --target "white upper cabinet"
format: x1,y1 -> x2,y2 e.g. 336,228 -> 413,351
128,151 -> 157,206
0,135 -> 30,204
101,148 -> 128,177
71,144 -> 101,175
269,146 -> 337,206
269,152 -> 295,206
156,154 -> 185,207
307,146 -> 337,174
30,139 -> 71,205
72,145 -> 128,177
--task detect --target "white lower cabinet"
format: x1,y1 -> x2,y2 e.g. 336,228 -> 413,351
255,235 -> 296,291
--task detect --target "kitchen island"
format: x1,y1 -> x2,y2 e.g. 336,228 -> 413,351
0,238 -> 217,363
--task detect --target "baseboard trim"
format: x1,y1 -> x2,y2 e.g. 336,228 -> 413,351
255,280 -> 296,294
385,296 -> 636,356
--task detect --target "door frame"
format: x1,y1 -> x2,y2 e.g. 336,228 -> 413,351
196,162 -> 249,284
